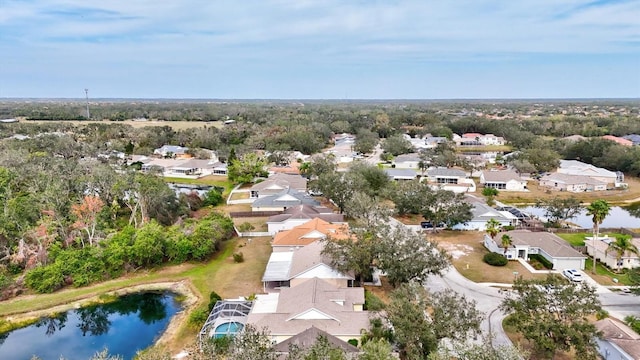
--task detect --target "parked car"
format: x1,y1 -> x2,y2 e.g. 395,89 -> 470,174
420,222 -> 446,230
562,269 -> 584,282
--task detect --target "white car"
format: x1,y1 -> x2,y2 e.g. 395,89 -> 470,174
562,269 -> 584,282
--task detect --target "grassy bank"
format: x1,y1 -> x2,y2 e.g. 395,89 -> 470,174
0,236 -> 273,352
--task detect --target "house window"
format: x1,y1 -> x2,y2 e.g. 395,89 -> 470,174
437,177 -> 458,184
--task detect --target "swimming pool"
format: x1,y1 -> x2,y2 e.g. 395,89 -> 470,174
213,321 -> 244,338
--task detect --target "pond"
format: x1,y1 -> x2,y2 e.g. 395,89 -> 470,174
521,203 -> 640,229
0,291 -> 181,360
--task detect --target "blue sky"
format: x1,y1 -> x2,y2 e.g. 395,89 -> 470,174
0,0 -> 638,99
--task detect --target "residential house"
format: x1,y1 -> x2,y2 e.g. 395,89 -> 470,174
262,240 -> 356,290
425,167 -> 475,193
384,168 -> 418,181
539,173 -> 607,192
595,318 -> 640,360
557,159 -> 622,187
272,218 -> 350,252
139,158 -> 227,178
250,173 -> 308,198
452,197 -> 517,231
585,235 -> 640,270
483,230 -> 587,270
153,145 -> 190,158
480,170 -> 527,191
267,205 -> 344,234
392,153 -> 421,169
252,188 -> 319,212
623,134 -> 640,146
273,326 -> 360,359
247,277 -> 368,344
602,135 -> 633,147
457,133 -> 505,146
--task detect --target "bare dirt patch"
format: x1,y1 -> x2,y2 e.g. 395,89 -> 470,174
430,231 -> 546,283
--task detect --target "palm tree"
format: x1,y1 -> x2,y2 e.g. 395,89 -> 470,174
485,218 -> 501,239
586,200 -> 611,274
501,234 -> 513,255
607,236 -> 639,272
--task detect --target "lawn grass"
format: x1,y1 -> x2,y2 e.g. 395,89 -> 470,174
233,217 -> 269,232
556,232 -> 629,247
556,233 -> 587,246
584,259 -> 635,286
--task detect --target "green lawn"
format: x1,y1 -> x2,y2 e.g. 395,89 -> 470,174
0,239 -> 238,317
585,259 -> 635,286
556,232 -> 630,247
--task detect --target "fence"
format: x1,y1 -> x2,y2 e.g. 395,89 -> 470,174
230,211 -> 282,218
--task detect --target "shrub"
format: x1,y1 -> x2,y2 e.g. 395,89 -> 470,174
208,291 -> 222,311
237,222 -> 255,233
483,252 -> 508,266
529,254 -> 553,269
188,307 -> 209,328
348,339 -> 359,347
232,252 -> 244,263
364,290 -> 386,311
202,188 -> 224,207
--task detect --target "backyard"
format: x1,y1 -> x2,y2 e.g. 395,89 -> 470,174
491,175 -> 640,205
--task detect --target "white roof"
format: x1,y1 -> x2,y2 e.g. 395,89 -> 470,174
251,293 -> 280,313
262,251 -> 294,282
558,160 -> 616,178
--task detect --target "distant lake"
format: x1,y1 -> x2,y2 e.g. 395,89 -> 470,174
521,203 -> 640,229
0,291 -> 181,360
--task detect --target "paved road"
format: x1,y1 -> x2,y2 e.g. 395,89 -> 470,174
425,267 -> 513,348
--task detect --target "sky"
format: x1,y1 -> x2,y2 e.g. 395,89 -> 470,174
0,0 -> 639,99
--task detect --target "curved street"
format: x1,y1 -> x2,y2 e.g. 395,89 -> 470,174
425,267 -> 512,348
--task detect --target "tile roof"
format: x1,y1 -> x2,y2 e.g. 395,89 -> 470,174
273,218 -> 350,247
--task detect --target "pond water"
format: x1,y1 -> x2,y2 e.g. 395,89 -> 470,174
521,203 -> 640,229
0,291 -> 181,360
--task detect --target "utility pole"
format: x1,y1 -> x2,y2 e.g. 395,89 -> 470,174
84,88 -> 90,119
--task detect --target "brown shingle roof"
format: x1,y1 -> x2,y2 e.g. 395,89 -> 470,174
272,326 -> 360,354
481,169 -> 524,183
595,318 -> 640,359
288,241 -> 354,280
506,230 -> 586,258
267,205 -> 343,223
251,173 -> 308,194
247,278 -> 369,338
